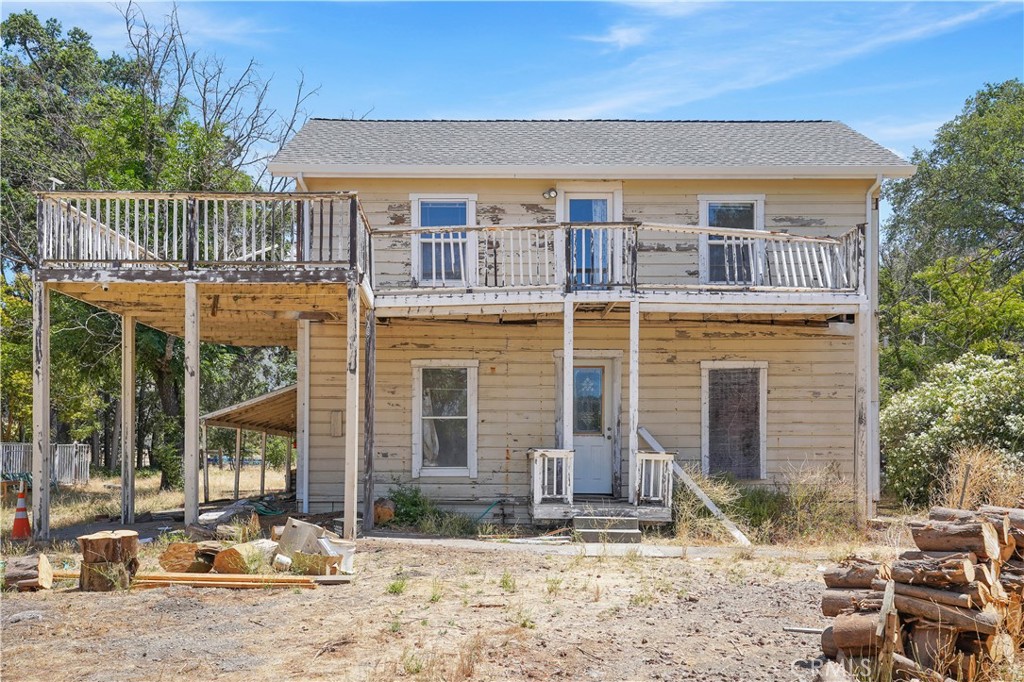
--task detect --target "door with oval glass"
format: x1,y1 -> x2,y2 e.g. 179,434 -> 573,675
572,359 -> 615,494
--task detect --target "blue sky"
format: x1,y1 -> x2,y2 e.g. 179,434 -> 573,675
5,1 -> 1023,161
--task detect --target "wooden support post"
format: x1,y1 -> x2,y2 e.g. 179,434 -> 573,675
285,437 -> 293,494
854,303 -> 870,523
183,282 -> 200,527
343,279 -> 360,541
120,314 -> 136,525
201,424 -> 209,504
297,320 -> 310,512
233,427 -> 242,500
562,299 -> 574,452
259,431 -> 267,496
866,179 -> 881,518
628,300 -> 640,504
362,308 -> 376,532
31,278 -> 51,540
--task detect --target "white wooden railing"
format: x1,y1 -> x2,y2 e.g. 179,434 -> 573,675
36,191 -> 371,271
636,451 -> 674,507
373,221 -> 862,295
1,442 -> 91,485
529,448 -> 573,506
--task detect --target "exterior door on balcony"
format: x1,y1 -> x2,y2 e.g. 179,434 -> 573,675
572,360 -> 614,494
568,195 -> 617,288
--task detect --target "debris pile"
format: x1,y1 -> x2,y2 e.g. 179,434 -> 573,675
819,504 -> 1024,681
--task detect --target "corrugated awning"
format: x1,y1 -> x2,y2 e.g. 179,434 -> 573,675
201,385 -> 297,436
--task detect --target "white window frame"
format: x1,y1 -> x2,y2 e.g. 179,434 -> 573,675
411,193 -> 478,287
700,360 -> 768,480
412,359 -> 479,478
698,194 -> 765,285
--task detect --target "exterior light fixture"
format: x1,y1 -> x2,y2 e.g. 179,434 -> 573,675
542,188 -> 558,200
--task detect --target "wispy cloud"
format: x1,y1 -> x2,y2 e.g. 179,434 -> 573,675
581,24 -> 651,50
527,2 -> 1016,119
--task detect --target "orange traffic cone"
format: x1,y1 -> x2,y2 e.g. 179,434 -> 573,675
11,486 -> 31,540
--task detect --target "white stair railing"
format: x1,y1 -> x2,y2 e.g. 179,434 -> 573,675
636,451 -> 674,506
528,449 -> 573,506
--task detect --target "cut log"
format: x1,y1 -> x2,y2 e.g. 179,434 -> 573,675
77,530 -> 139,564
899,550 -> 978,564
890,558 -> 975,586
822,559 -> 890,588
870,579 -> 979,609
820,625 -> 838,658
2,554 -> 53,591
158,542 -> 199,572
890,653 -> 957,682
892,595 -> 1001,635
832,611 -> 884,655
212,539 -> 278,575
929,507 -> 978,522
79,561 -> 132,592
977,505 -> 1024,530
907,620 -> 957,674
908,520 -> 1001,561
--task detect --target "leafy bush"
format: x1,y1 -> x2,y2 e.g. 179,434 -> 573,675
881,353 -> 1024,505
386,483 -> 477,537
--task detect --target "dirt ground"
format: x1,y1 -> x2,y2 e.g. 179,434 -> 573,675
1,537 -> 839,682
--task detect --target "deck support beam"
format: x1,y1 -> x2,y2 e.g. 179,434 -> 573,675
120,314 -> 136,524
297,320 -> 310,512
201,424 -> 209,503
628,300 -> 640,504
343,278 -> 361,540
362,308 -> 376,532
31,279 -> 51,540
561,299 -> 574,452
183,281 -> 200,526
259,431 -> 267,496
233,427 -> 242,500
854,304 -> 871,523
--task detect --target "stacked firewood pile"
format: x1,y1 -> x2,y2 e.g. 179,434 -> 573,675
819,504 -> 1024,681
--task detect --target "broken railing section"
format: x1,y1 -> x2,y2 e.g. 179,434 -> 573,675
35,191 -> 373,271
529,448 -> 574,507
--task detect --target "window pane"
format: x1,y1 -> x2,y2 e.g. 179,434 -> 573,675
708,202 -> 754,230
422,418 -> 468,468
569,198 -> 608,222
420,201 -> 467,228
420,201 -> 467,281
422,368 -> 467,416
707,368 -> 761,478
573,367 -> 604,434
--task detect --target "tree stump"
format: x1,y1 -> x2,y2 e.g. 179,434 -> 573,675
77,530 -> 139,591
212,539 -> 278,574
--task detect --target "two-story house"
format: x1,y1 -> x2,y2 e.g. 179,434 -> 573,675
29,120 -> 913,540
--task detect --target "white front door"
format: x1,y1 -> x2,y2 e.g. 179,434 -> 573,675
572,360 -> 615,494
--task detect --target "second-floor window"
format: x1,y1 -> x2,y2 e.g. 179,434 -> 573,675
699,195 -> 765,285
412,194 -> 477,286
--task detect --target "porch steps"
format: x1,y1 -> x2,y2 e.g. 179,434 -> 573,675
573,515 -> 642,544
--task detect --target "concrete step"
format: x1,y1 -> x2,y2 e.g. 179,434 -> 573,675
575,528 -> 643,544
573,515 -> 640,532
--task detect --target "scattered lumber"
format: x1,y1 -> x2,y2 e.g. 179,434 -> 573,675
77,530 -> 139,592
52,569 -> 333,590
2,554 -> 53,591
212,538 -> 278,574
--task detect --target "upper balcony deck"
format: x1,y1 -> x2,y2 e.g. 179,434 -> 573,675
36,191 -> 866,318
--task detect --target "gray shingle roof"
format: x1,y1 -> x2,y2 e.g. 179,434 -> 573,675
269,119 -> 912,177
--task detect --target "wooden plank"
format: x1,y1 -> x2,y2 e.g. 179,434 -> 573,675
121,314 -> 136,524
562,299 -> 573,452
233,427 -> 242,500
32,279 -> 51,540
259,431 -> 267,496
362,308 -> 376,532
183,282 -> 200,526
297,320 -> 310,512
628,300 -> 639,504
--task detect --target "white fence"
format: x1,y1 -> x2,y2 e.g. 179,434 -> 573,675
0,442 -> 91,485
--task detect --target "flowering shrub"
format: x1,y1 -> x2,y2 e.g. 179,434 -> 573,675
881,353 -> 1024,505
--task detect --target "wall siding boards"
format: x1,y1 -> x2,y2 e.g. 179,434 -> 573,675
305,316 -> 855,514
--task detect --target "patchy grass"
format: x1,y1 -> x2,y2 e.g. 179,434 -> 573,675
386,577 -> 409,595
498,569 -> 517,593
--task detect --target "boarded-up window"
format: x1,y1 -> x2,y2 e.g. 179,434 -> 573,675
707,368 -> 762,478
